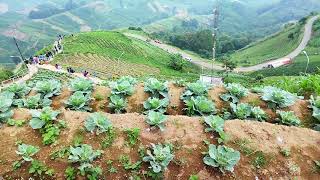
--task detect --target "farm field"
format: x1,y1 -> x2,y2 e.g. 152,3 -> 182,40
0,76 -> 319,179
229,23 -> 304,66
53,31 -> 200,80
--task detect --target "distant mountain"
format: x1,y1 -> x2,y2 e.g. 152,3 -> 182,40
0,0 -> 320,64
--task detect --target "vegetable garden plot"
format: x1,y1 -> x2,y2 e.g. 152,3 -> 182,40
0,110 -> 319,179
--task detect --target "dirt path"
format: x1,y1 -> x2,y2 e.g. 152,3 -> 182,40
125,15 -> 319,72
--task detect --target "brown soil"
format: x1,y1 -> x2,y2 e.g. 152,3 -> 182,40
0,110 -> 319,179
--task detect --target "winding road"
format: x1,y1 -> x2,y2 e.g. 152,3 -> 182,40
125,15 -> 319,72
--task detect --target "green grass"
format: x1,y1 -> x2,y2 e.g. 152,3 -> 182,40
229,23 -> 304,66
52,31 -> 200,80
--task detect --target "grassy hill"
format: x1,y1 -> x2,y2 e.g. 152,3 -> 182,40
52,31 -> 200,80
229,22 -> 304,66
251,18 -> 320,77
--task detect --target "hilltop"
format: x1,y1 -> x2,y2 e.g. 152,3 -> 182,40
51,31 -> 200,80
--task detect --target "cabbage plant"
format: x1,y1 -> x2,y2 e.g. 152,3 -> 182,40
16,94 -> 52,109
230,103 -> 252,120
0,92 -> 14,123
261,86 -> 299,109
66,92 -> 92,111
276,110 -> 301,126
5,83 -> 31,99
144,78 -> 168,98
109,80 -> 134,96
143,97 -> 169,113
204,115 -> 225,133
220,83 -> 249,104
184,96 -> 216,116
35,79 -> 62,99
118,76 -> 137,85
181,81 -> 211,100
70,78 -> 93,94
251,107 -> 268,121
203,144 -> 240,173
68,144 -> 102,177
143,143 -> 174,173
309,95 -> 320,121
146,111 -> 167,131
15,144 -> 39,162
108,95 -> 127,114
85,112 -> 112,135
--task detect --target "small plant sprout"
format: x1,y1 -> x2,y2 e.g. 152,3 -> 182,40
203,144 -> 240,173
146,111 -> 167,131
85,112 -> 112,135
220,83 -> 249,103
276,110 -> 301,126
143,97 -> 169,113
143,143 -> 174,173
124,128 -> 141,146
144,78 -> 168,98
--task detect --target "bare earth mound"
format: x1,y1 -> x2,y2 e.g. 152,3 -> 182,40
0,109 -> 319,179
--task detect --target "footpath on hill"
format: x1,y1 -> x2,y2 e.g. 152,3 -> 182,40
125,15 -> 319,72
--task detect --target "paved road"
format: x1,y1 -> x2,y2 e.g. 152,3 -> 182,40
125,15 -> 319,72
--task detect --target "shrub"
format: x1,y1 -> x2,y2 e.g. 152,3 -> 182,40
143,143 -> 174,173
203,144 -> 240,173
220,83 -> 249,104
169,54 -> 185,71
85,112 -> 112,135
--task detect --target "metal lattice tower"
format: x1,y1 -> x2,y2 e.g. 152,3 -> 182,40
211,1 -> 220,76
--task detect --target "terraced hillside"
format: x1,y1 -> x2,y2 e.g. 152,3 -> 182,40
53,31 -> 199,79
229,22 -> 304,66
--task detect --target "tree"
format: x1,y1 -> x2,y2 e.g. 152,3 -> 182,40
224,60 -> 237,73
168,54 -> 185,71
288,33 -> 294,40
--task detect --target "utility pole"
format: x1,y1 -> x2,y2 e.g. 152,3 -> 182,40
13,37 -> 25,62
211,1 -> 219,81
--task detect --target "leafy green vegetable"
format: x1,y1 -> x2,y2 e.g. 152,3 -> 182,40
29,107 -> 63,145
276,111 -> 301,126
144,97 -> 169,113
66,92 -> 92,111
118,76 -> 137,86
68,144 -> 102,177
143,143 -> 174,173
309,95 -> 320,121
251,107 -> 268,121
184,96 -> 216,116
0,91 -> 14,123
146,111 -> 167,131
16,94 -> 52,109
108,95 -> 127,114
220,83 -> 249,103
204,115 -> 225,133
230,103 -> 252,120
15,144 -> 39,162
5,83 -> 31,99
109,80 -> 135,96
261,86 -> 299,109
85,112 -> 112,135
181,81 -> 211,101
144,78 -> 168,98
29,160 -> 55,177
35,79 -> 62,99
203,144 -> 240,173
70,78 -> 93,94
125,128 -> 140,146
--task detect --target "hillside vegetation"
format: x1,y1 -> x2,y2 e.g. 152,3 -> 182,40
251,18 -> 320,76
53,31 -> 199,80
229,22 -> 304,66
